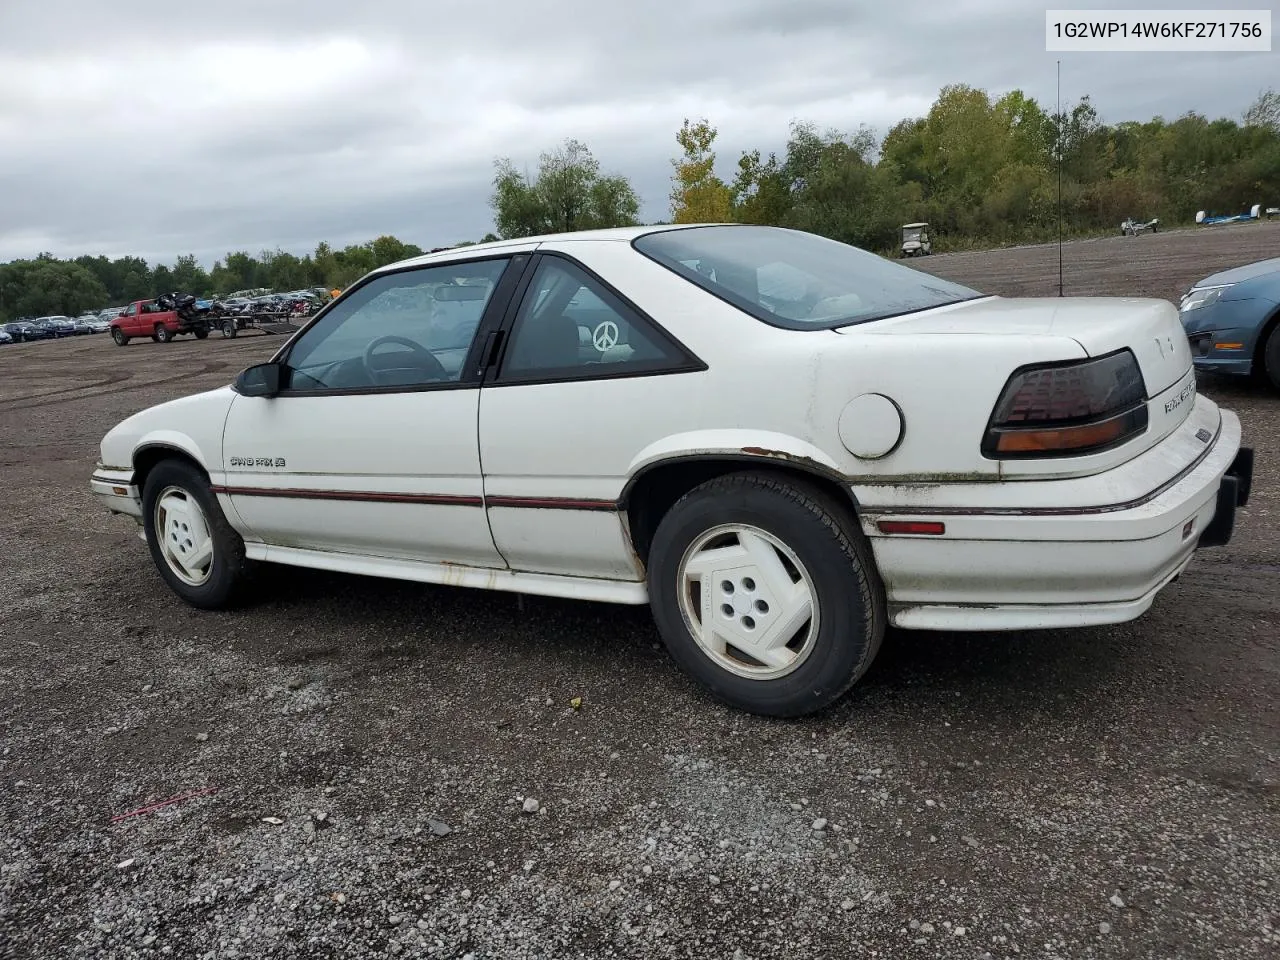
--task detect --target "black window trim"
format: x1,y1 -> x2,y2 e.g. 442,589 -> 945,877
484,250 -> 707,388
629,224 -> 986,332
263,252 -> 534,399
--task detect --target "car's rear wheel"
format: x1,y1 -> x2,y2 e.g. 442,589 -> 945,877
1262,322 -> 1280,392
646,472 -> 885,717
111,328 -> 128,346
194,328 -> 209,340
142,459 -> 253,609
155,325 -> 172,343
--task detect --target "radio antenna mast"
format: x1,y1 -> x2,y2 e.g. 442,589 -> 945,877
1057,59 -> 1064,298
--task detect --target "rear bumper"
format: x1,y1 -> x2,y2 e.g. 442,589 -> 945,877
856,408 -> 1250,631
1197,446 -> 1253,547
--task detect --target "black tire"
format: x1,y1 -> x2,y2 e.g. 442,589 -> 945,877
142,459 -> 253,609
221,320 -> 238,338
155,325 -> 173,343
194,328 -> 209,340
111,328 -> 129,346
1262,322 -> 1280,392
646,472 -> 886,717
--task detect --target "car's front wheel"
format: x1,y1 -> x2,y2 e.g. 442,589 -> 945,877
111,328 -> 128,346
647,472 -> 886,717
1262,321 -> 1280,392
142,459 -> 253,609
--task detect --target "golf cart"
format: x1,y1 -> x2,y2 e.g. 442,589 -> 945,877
899,222 -> 932,257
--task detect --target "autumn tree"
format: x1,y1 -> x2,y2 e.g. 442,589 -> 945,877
670,118 -> 733,223
490,139 -> 640,238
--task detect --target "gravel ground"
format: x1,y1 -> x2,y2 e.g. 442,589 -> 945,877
1,224 -> 1277,960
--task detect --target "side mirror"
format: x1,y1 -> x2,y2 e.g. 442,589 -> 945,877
235,362 -> 282,397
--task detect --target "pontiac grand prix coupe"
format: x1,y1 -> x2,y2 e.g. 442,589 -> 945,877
91,225 -> 1255,716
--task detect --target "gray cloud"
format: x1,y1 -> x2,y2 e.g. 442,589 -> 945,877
0,0 -> 1273,266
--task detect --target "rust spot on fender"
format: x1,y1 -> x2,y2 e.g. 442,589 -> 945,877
739,446 -> 833,475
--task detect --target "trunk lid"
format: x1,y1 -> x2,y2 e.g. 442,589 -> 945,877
838,295 -> 1200,477
845,295 -> 1192,397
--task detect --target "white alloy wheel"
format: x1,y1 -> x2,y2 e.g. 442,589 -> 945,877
676,523 -> 820,680
154,485 -> 215,586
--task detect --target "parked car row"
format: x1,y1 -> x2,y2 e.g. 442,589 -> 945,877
2,314 -> 103,342
1,288 -> 334,347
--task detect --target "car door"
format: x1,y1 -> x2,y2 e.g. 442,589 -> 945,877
120,302 -> 141,335
477,251 -> 706,580
220,253 -> 527,567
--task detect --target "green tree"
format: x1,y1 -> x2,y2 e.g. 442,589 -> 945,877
151,264 -> 175,295
730,149 -> 792,225
490,139 -> 640,238
0,259 -> 110,320
170,254 -> 212,295
370,235 -> 423,268
120,269 -> 150,302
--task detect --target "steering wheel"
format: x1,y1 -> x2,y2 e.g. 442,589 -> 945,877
362,335 -> 449,385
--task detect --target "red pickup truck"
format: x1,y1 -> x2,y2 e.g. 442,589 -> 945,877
110,299 -> 210,346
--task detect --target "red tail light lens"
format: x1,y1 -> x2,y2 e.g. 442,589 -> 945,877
983,350 -> 1148,458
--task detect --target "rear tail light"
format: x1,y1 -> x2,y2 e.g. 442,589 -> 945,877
982,349 -> 1148,458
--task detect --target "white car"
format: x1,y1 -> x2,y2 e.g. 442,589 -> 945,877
91,225 -> 1254,716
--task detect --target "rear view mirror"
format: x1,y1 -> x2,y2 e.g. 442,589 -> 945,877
235,362 -> 282,397
433,284 -> 489,302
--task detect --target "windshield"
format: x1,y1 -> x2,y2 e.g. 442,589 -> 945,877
633,225 -> 981,330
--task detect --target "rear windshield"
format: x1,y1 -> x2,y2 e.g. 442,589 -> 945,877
633,225 -> 982,330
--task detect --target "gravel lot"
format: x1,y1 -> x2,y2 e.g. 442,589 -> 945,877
2,224 -> 1277,960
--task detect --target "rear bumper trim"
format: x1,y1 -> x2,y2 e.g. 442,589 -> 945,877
865,416 -> 1223,518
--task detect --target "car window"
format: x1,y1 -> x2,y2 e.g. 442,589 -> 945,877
501,257 -> 685,378
282,258 -> 510,392
634,225 -> 982,330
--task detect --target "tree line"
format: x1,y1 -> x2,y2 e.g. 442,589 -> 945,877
495,85 -> 1280,252
4,83 -> 1277,322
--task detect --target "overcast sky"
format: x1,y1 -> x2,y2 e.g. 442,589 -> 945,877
0,0 -> 1274,267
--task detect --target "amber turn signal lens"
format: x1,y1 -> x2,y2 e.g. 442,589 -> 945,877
994,418 -> 1128,453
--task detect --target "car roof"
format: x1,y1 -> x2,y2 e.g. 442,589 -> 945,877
378,222 -> 729,274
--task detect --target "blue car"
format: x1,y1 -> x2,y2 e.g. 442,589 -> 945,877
1179,257 -> 1280,390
